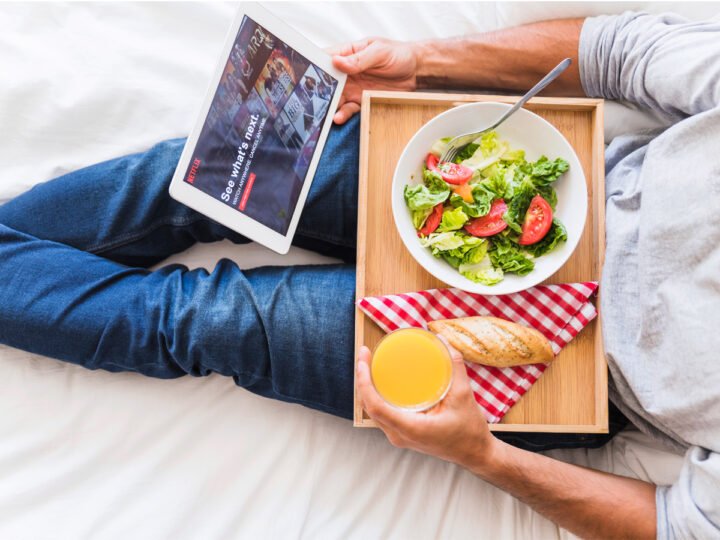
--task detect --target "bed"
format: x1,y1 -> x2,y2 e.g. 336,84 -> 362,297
0,2 -> 714,538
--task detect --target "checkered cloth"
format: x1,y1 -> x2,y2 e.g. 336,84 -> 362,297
357,282 -> 598,423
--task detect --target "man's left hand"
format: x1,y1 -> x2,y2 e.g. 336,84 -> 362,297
327,37 -> 419,125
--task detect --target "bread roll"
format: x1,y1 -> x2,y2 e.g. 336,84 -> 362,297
427,316 -> 553,367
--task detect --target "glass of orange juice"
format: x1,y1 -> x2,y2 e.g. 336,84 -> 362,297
370,327 -> 453,412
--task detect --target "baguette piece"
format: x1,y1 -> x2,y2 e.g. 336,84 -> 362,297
428,316 -> 553,367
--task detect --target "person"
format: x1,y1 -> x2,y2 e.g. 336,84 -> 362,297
0,11 -> 718,539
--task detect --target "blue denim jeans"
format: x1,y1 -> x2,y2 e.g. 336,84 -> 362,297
0,116 -> 626,450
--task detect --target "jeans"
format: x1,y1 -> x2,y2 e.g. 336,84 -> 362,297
0,116 -> 626,450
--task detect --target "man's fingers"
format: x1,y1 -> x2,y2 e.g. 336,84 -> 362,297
356,346 -> 414,429
435,334 -> 474,401
436,335 -> 464,366
371,417 -> 409,449
436,334 -> 461,360
325,37 -> 369,57
333,101 -> 361,124
324,44 -> 345,57
334,93 -> 347,113
332,40 -> 385,75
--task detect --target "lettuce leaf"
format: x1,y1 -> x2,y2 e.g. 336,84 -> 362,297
459,247 -> 503,285
454,143 -> 479,163
460,262 -> 504,285
501,148 -> 526,163
528,156 -> 569,186
461,242 -> 488,265
445,238 -> 490,274
478,131 -> 500,156
462,265 -> 504,285
423,168 -> 450,193
441,253 -> 463,269
478,169 -> 510,200
419,231 -> 466,254
479,161 -> 503,180
404,184 -> 449,211
537,184 -> 557,211
420,232 -> 485,258
522,219 -> 567,257
489,236 -> 535,275
411,207 -> 433,229
446,236 -> 486,259
437,207 -> 469,232
503,176 -> 536,234
449,187 -> 492,218
461,131 -> 509,171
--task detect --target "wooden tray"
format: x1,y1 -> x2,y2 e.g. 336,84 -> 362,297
354,91 -> 607,432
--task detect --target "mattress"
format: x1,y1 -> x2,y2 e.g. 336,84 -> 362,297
0,2 -> 713,538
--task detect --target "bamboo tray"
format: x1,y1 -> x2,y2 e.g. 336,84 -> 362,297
354,91 -> 607,432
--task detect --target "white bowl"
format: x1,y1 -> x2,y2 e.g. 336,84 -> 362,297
391,102 -> 587,295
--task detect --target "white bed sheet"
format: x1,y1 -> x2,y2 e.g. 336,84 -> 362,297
0,2 -> 714,538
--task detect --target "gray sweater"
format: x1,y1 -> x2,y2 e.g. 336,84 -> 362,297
580,12 -> 720,539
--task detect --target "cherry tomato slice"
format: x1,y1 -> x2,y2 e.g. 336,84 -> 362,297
418,203 -> 444,236
438,162 -> 473,185
518,195 -> 553,245
425,153 -> 439,171
464,199 -> 508,237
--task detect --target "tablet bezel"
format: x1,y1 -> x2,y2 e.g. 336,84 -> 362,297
169,3 -> 347,254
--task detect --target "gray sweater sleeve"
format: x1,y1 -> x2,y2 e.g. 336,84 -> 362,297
656,448 -> 720,539
579,12 -> 720,120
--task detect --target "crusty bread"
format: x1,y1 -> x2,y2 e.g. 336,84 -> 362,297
427,316 -> 553,367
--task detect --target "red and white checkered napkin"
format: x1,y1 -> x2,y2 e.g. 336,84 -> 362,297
357,282 -> 599,423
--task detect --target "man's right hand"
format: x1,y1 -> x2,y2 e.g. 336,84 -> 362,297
328,37 -> 419,124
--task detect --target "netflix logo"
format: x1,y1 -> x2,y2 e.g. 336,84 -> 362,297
186,158 -> 201,184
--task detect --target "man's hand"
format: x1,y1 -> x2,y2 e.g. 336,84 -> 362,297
328,38 -> 419,124
356,339 -> 498,470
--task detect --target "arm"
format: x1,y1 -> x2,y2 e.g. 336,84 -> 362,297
472,435 -> 656,539
414,19 -> 584,95
330,18 -> 584,123
356,345 -> 656,539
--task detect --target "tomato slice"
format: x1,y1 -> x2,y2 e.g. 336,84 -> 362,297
453,182 -> 474,203
438,162 -> 472,185
518,195 -> 553,245
464,199 -> 508,237
424,154 -> 472,185
418,203 -> 444,236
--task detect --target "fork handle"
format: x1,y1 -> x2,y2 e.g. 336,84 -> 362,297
489,58 -> 572,131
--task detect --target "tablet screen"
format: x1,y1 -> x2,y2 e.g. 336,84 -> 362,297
182,15 -> 339,235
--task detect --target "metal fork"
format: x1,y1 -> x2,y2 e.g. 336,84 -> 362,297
438,58 -> 572,164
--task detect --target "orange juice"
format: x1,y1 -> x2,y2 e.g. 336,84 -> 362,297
371,328 -> 453,411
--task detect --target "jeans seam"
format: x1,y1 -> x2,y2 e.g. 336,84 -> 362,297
86,215 -> 207,255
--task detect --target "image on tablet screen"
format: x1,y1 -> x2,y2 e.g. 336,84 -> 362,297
182,15 -> 339,235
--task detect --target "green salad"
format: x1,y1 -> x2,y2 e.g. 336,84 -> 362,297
404,131 -> 569,285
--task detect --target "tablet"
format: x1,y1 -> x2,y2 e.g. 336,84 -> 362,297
169,3 -> 346,254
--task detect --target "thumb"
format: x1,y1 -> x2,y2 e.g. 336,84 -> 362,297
435,334 -> 473,397
436,334 -> 464,366
332,41 -> 386,75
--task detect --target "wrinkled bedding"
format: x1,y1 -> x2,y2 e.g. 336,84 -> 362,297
0,2 -> 714,538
